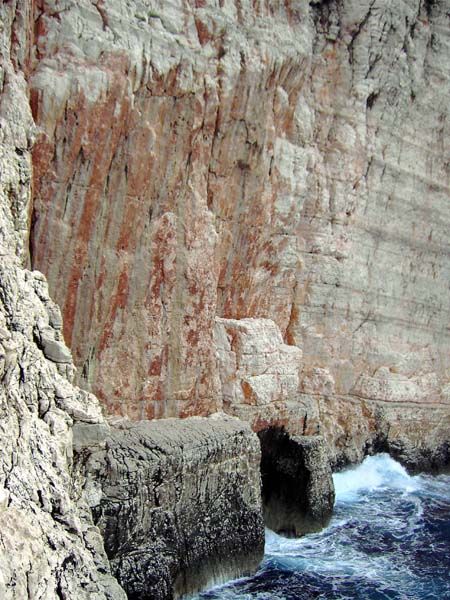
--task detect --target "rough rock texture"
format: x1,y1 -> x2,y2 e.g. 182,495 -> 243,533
0,4 -> 126,596
0,266 -> 126,600
0,2 -> 125,600
215,317 -> 302,424
27,0 -> 450,470
82,415 -> 265,600
258,428 -> 335,536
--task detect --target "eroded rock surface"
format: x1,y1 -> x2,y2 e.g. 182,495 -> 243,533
258,428 -> 335,536
0,5 -> 126,596
215,317 -> 302,422
0,266 -> 126,600
28,0 -> 450,468
0,4 -> 122,596
82,415 -> 265,600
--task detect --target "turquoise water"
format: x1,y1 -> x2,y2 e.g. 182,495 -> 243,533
192,454 -> 450,600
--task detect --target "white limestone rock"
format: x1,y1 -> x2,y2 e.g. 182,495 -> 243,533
0,3 -> 125,597
215,317 -> 302,408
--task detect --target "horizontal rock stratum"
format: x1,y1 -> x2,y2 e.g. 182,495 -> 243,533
27,0 -> 450,467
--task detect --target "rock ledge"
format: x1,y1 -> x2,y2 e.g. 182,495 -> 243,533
82,415 -> 265,600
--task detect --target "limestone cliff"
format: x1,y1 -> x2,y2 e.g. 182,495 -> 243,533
0,3 -> 266,597
27,0 -> 450,468
1,0 -> 448,595
0,3 -> 125,596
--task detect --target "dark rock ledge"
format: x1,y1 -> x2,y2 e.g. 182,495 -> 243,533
75,415 -> 265,600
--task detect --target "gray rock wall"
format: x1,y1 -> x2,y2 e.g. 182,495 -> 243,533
82,416 -> 265,600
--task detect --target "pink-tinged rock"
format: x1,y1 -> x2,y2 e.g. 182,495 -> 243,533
29,0 -> 226,419
28,0 -> 450,467
29,0 -> 309,418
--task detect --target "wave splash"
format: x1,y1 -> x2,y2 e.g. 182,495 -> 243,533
333,452 -> 418,499
192,454 -> 450,600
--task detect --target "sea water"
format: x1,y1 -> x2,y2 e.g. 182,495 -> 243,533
191,454 -> 450,600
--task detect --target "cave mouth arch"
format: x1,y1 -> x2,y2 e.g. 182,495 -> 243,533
257,427 -> 335,537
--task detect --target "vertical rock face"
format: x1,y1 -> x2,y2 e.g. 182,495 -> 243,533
30,0 -> 224,420
1,3 -> 369,597
283,0 -> 450,469
28,0 -> 450,466
0,4 -> 125,596
83,416 -> 264,600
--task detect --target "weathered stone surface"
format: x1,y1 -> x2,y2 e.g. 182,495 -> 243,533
83,415 -> 265,600
258,428 -> 335,536
37,329 -> 73,363
0,257 -> 126,599
0,1 -> 380,596
0,4 -> 125,596
3,4 -> 449,596
28,0 -> 450,468
215,317 -> 302,415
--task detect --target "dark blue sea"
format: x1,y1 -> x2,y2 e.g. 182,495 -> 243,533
192,454 -> 450,600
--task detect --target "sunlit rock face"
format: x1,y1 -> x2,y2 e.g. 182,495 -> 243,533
214,317 -> 303,428
29,1 -> 450,465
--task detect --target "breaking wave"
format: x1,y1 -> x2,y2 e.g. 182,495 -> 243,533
192,453 -> 450,600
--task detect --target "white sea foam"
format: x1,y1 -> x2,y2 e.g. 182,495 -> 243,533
186,572 -> 254,600
333,453 -> 418,500
193,455 -> 450,599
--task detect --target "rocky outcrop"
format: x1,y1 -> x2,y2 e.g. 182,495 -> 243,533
0,265 -> 126,599
0,2 -> 126,597
27,0 -> 450,469
12,0 -> 450,596
258,428 -> 335,536
81,415 -> 264,600
215,317 -> 302,426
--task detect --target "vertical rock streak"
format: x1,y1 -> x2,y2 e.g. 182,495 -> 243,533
28,1 -> 450,465
0,3 -> 126,596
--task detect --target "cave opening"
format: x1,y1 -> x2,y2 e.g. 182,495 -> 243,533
257,427 -> 335,537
